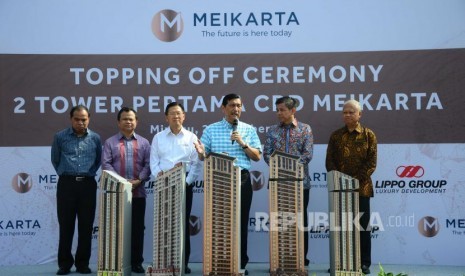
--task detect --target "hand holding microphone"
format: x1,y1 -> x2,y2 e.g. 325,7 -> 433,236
231,118 -> 238,144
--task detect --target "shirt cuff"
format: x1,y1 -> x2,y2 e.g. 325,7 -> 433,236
186,175 -> 194,186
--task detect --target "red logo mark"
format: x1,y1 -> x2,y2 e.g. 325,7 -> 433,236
396,166 -> 424,178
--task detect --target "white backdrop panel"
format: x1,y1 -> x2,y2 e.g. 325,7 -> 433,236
1,144 -> 464,265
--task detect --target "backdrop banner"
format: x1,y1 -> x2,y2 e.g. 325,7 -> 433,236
1,0 -> 464,267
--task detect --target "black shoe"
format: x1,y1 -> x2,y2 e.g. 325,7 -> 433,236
76,266 -> 91,274
185,266 -> 191,274
327,268 -> 330,273
244,269 -> 248,275
361,265 -> 370,274
56,267 -> 70,275
305,259 -> 310,266
132,264 -> 145,273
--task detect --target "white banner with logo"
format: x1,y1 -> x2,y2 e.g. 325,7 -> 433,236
1,0 -> 465,267
2,144 -> 464,265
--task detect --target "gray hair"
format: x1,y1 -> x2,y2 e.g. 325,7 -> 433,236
343,99 -> 361,112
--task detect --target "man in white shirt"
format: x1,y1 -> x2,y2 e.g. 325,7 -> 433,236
150,102 -> 202,274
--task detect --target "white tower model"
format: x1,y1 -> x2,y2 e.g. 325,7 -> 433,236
97,170 -> 133,276
203,152 -> 243,276
268,150 -> 307,276
327,170 -> 362,276
146,164 -> 186,276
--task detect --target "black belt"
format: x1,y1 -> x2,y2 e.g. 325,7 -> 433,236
60,175 -> 93,182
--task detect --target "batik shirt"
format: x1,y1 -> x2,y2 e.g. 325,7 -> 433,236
263,118 -> 313,189
325,123 -> 377,197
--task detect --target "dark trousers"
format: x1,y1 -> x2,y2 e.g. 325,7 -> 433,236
131,197 -> 146,266
185,184 -> 194,266
359,196 -> 371,267
303,188 -> 310,262
56,176 -> 97,270
240,170 -> 253,269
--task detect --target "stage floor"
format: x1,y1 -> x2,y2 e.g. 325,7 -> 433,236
0,262 -> 464,276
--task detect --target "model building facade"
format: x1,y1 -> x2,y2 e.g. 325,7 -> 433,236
268,151 -> 307,276
203,152 -> 243,276
146,164 -> 186,276
327,170 -> 362,276
97,170 -> 133,276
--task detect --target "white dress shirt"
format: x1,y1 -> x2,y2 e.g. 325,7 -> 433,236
150,127 -> 202,185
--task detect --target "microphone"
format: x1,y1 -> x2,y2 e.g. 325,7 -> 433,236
231,118 -> 238,144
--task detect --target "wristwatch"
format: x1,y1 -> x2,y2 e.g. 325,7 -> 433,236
242,144 -> 249,149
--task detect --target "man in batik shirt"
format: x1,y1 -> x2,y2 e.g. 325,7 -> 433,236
263,96 -> 314,266
325,99 -> 377,275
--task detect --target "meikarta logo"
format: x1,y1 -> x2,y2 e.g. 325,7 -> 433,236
189,215 -> 202,236
250,170 -> 265,191
418,216 -> 440,237
152,9 -> 184,42
396,166 -> 424,178
12,173 -> 33,193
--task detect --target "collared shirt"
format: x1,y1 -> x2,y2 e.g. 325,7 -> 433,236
325,123 -> 377,197
263,118 -> 314,189
102,132 -> 151,198
150,127 -> 202,185
51,127 -> 102,177
201,118 -> 262,170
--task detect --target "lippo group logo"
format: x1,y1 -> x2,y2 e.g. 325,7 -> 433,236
144,179 -> 155,194
375,165 -> 447,195
145,178 -> 204,194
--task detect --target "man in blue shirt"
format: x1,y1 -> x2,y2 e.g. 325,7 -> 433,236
195,94 -> 261,275
51,105 -> 102,275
